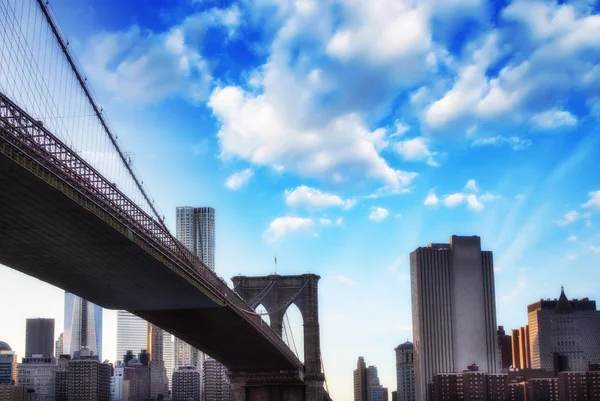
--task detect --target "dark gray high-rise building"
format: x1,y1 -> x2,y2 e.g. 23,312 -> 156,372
410,235 -> 499,401
354,357 -> 367,401
26,318 -> 55,357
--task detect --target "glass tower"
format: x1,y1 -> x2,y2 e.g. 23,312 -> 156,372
63,292 -> 103,360
117,311 -> 148,362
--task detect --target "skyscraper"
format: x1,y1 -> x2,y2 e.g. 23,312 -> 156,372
410,235 -> 499,401
55,333 -> 64,357
176,205 -> 230,399
354,357 -> 367,401
176,206 -> 215,271
26,318 -> 55,358
0,341 -> 15,385
63,292 -> 103,360
528,287 -> 600,372
511,326 -> 531,369
395,342 -> 415,401
117,311 -> 147,363
497,326 -> 512,371
148,324 -> 169,399
203,356 -> 232,401
163,332 -> 175,390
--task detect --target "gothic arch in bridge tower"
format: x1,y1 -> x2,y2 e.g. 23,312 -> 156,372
231,273 -> 323,381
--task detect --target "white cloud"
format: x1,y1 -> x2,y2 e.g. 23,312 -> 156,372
515,194 -> 526,201
565,253 -> 579,261
335,217 -> 343,225
210,86 -> 417,188
444,193 -> 466,207
284,185 -> 355,209
591,246 -> 600,254
531,109 -> 577,129
424,190 -> 440,206
225,168 -> 253,190
466,194 -> 484,211
583,190 -> 600,209
394,137 -> 439,166
334,275 -> 357,287
479,192 -> 500,202
263,215 -> 336,242
465,179 -> 479,192
263,216 -> 315,242
471,136 -> 532,151
567,234 -> 577,242
557,210 -> 580,226
369,207 -> 389,222
586,220 -> 592,228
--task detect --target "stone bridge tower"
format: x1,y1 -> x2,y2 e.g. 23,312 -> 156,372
230,274 -> 327,401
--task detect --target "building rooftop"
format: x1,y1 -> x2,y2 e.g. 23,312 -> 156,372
527,287 -> 596,313
0,341 -> 12,351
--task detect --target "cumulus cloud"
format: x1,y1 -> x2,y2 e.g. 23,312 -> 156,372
436,180 -> 499,211
424,190 -> 440,206
531,109 -> 578,129
225,168 -> 253,190
284,186 -> 355,209
394,137 -> 439,166
81,3 -> 243,104
263,215 -> 336,242
465,179 -> 479,192
210,86 -> 417,188
557,210 -> 581,226
471,136 -> 532,151
369,207 -> 389,222
583,190 -> 600,209
422,1 -> 600,133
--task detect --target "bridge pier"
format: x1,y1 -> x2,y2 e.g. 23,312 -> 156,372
229,371 -> 325,401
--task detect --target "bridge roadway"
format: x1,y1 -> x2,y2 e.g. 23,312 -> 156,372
0,93 -> 302,374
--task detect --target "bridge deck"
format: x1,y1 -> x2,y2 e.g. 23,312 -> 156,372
0,138 -> 301,371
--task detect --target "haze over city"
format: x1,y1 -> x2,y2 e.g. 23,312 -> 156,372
1,0 -> 600,400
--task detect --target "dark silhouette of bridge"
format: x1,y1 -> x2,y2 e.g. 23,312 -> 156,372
0,0 -> 330,399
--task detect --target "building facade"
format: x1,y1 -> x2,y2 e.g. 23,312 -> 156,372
354,357 -> 367,401
63,292 -> 103,360
203,356 -> 231,401
55,333 -> 64,357
395,342 -> 416,401
148,324 -> 169,399
0,342 -> 15,385
116,311 -> 147,364
528,287 -> 600,372
411,236 -> 499,401
172,366 -> 201,401
498,327 -> 512,371
26,318 -> 55,358
511,326 -> 531,370
176,206 -> 215,271
17,356 -> 57,400
67,349 -> 110,401
163,332 -> 174,390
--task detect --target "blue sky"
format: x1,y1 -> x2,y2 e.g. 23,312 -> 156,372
1,0 -> 600,399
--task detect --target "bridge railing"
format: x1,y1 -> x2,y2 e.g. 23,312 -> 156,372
0,91 -> 302,369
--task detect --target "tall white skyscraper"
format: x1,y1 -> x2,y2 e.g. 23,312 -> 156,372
163,332 -> 175,390
176,207 -> 215,271
176,206 -> 230,399
63,292 -> 103,360
117,311 -> 148,362
410,236 -> 499,401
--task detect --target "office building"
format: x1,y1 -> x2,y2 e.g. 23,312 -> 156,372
110,366 -> 124,401
0,384 -> 24,401
526,377 -> 559,400
17,356 -> 57,400
55,355 -> 70,401
67,348 -> 110,401
511,326 -> 531,370
204,356 -> 231,401
0,342 -> 15,385
498,326 -> 512,371
410,236 -> 499,401
528,287 -> 600,372
123,361 -> 151,401
117,311 -> 147,364
26,318 -> 55,358
176,206 -> 215,271
172,366 -> 201,401
148,324 -> 169,399
163,332 -> 174,389
354,357 -> 367,401
395,342 -> 415,401
63,292 -> 103,360
56,333 -> 64,357
176,205 -> 230,398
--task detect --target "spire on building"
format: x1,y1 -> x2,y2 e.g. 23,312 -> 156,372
555,286 -> 575,314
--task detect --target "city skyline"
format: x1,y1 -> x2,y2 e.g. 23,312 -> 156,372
1,0 -> 600,400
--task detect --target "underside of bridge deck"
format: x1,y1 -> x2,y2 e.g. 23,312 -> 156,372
0,142 -> 301,372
